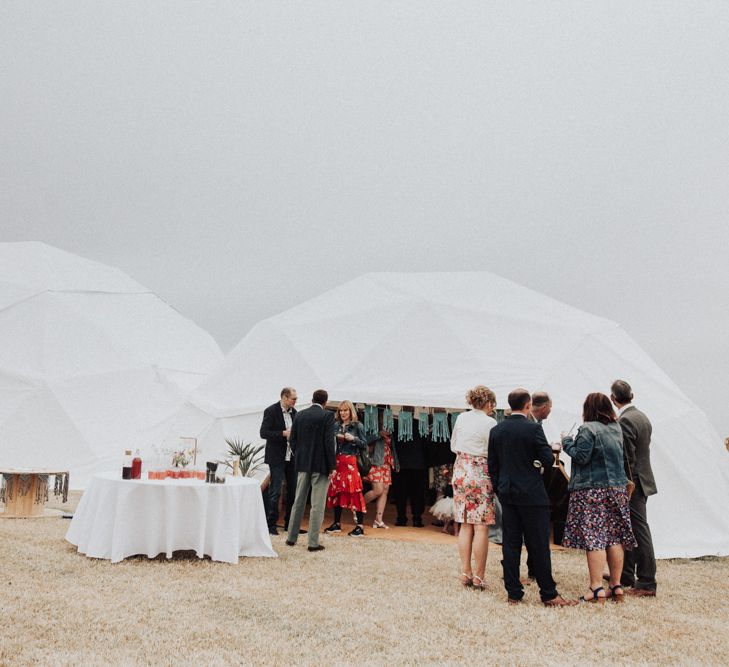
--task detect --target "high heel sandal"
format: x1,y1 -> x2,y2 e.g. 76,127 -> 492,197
460,573 -> 473,588
608,584 -> 625,603
372,519 -> 388,529
579,586 -> 606,603
471,575 -> 487,591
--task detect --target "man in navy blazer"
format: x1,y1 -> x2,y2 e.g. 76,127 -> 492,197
488,388 -> 576,606
260,387 -> 298,535
286,389 -> 338,551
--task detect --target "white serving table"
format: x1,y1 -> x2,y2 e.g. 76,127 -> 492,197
66,472 -> 276,563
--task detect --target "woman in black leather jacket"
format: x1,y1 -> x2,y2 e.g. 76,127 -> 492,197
324,400 -> 368,537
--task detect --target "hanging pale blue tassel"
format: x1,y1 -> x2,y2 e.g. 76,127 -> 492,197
364,405 -> 378,436
432,412 -> 451,442
382,407 -> 394,433
418,412 -> 429,437
398,411 -> 413,442
450,412 -> 460,432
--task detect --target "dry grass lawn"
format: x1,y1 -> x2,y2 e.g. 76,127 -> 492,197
1,492 -> 728,666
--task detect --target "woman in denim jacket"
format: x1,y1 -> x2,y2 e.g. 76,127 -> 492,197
561,393 -> 637,602
363,416 -> 400,529
325,400 -> 368,537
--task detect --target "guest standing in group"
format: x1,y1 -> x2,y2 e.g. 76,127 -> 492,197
488,388 -> 576,606
611,379 -> 658,597
364,415 -> 399,529
325,400 -> 368,537
525,391 -> 553,580
450,385 -> 498,590
286,389 -> 337,552
260,387 -> 298,535
561,392 -> 637,602
393,415 -> 428,527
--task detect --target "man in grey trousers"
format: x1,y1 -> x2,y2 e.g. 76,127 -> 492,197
611,379 -> 658,596
286,389 -> 337,552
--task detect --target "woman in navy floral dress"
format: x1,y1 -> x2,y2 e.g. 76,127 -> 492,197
561,393 -> 637,602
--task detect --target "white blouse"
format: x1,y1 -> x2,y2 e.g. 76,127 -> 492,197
450,409 -> 497,457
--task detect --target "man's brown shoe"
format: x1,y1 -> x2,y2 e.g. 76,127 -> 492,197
543,595 -> 578,607
307,545 -> 325,552
507,597 -> 522,605
627,588 -> 656,597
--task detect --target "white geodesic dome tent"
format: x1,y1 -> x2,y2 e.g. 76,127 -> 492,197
0,242 -> 223,487
170,272 -> 729,558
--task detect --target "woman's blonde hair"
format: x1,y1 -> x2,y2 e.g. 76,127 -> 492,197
336,400 -> 359,423
466,385 -> 496,410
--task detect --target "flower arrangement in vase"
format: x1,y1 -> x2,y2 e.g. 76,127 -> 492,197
171,448 -> 194,468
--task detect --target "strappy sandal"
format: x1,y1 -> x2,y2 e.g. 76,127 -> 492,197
472,575 -> 487,591
460,573 -> 473,588
608,584 -> 625,603
372,519 -> 388,529
579,586 -> 606,603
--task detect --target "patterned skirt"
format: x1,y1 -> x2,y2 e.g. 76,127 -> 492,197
433,464 -> 454,495
451,452 -> 495,525
562,486 -> 638,551
327,454 -> 367,512
365,441 -> 395,485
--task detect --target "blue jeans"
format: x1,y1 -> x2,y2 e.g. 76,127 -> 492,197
266,461 -> 296,528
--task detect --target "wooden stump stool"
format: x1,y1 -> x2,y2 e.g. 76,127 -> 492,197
0,469 -> 69,518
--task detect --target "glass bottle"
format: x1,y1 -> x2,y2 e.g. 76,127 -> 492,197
131,449 -> 142,479
122,450 -> 133,479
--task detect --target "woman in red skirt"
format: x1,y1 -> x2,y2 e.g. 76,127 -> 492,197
325,400 -> 368,536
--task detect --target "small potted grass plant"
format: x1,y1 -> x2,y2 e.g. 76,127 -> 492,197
222,438 -> 265,478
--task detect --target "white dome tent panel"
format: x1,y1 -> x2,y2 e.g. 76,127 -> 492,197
191,321 -> 325,417
538,325 -> 729,558
0,242 -> 223,487
0,386 -> 92,472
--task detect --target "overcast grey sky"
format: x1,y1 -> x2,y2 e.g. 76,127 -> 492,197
2,2 -> 728,436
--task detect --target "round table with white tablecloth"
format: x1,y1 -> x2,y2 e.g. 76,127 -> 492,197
66,472 -> 277,563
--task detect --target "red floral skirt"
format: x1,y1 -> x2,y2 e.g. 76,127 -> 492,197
327,454 -> 367,512
365,440 -> 395,485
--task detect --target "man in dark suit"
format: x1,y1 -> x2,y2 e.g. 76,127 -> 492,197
393,415 -> 428,527
286,389 -> 337,551
611,379 -> 658,596
525,391 -> 553,580
488,388 -> 576,606
260,387 -> 298,535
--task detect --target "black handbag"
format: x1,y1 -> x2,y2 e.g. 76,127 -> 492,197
357,447 -> 373,478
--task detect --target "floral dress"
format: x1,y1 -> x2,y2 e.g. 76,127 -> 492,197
451,452 -> 495,525
562,487 -> 637,551
365,434 -> 395,486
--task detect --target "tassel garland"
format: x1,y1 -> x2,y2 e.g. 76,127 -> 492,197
418,412 -> 429,437
432,413 -> 451,442
398,411 -> 413,442
382,407 -> 394,433
364,404 -> 378,436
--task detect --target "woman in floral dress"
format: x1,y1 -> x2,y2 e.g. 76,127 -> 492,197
450,386 -> 497,590
324,400 -> 368,537
364,418 -> 399,529
561,392 -> 637,602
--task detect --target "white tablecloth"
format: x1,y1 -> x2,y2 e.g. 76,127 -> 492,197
66,472 -> 277,563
